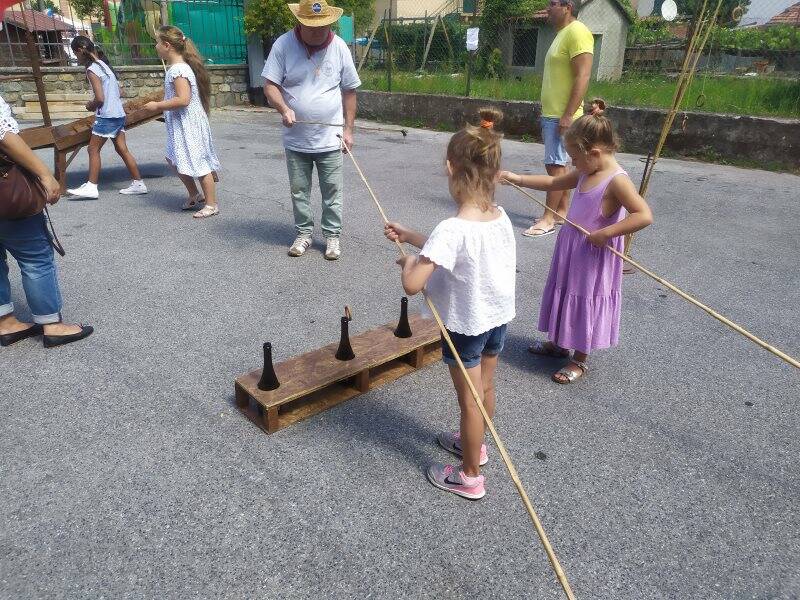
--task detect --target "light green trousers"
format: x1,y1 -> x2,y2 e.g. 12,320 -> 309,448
285,148 -> 343,238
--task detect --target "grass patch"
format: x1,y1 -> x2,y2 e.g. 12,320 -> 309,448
360,70 -> 800,119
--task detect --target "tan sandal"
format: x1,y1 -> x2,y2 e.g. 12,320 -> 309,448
522,225 -> 556,238
193,204 -> 219,219
181,194 -> 204,211
552,361 -> 588,384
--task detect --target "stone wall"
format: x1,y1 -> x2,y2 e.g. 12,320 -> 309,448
357,90 -> 800,170
0,64 -> 249,110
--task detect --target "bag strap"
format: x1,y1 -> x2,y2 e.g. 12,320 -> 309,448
43,206 -> 65,257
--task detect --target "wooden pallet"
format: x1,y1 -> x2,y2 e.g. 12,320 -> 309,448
235,314 -> 441,434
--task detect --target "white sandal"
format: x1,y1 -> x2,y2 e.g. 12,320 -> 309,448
193,204 -> 219,219
181,194 -> 205,211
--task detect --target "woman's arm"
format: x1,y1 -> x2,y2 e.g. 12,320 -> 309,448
397,255 -> 436,296
0,132 -> 61,202
587,175 -> 653,248
500,168 -> 580,192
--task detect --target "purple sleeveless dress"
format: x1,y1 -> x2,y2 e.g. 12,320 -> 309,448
538,168 -> 628,354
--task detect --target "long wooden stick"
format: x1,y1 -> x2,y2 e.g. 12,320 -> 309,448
420,13 -> 438,71
358,18 -> 382,72
339,135 -> 577,600
506,181 -> 800,370
295,119 -> 408,136
624,0 -> 723,256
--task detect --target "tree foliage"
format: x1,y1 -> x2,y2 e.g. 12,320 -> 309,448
714,23 -> 800,52
243,0 -> 295,41
68,0 -> 104,21
330,0 -> 375,37
244,0 -> 375,41
676,0 -> 751,26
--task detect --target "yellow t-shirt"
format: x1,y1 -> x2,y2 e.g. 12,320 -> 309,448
541,20 -> 594,119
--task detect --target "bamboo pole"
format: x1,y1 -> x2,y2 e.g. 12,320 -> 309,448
339,135 -> 577,600
439,14 -> 454,62
624,0 -> 723,256
506,181 -> 800,370
384,15 -> 393,92
358,18 -> 382,72
420,13 -> 438,71
294,119 -> 408,136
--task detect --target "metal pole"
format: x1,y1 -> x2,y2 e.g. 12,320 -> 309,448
466,50 -> 473,96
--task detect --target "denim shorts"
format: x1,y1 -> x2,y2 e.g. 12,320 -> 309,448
92,116 -> 126,139
541,117 -> 569,166
441,324 -> 508,369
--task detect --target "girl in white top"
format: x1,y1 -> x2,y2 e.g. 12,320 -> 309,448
66,36 -> 147,199
384,108 -> 516,500
146,26 -> 221,218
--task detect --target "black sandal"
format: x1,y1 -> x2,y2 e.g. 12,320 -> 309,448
0,324 -> 43,347
43,325 -> 94,348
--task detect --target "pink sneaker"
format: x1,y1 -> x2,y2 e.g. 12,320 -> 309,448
437,430 -> 488,466
426,463 -> 485,500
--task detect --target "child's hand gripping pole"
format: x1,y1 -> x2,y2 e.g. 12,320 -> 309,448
337,134 -> 577,600
502,179 -> 800,371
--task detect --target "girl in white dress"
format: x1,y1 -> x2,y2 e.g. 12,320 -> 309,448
145,26 -> 221,218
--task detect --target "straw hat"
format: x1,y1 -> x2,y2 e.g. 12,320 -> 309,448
288,0 -> 343,27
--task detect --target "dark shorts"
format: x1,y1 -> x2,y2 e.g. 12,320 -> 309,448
441,324 -> 508,369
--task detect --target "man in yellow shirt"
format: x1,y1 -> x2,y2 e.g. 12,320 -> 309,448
524,0 -> 594,237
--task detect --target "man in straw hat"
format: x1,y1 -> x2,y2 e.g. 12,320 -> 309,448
263,0 -> 361,261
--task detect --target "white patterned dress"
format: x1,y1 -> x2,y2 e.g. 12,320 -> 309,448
0,96 -> 20,141
163,63 -> 220,178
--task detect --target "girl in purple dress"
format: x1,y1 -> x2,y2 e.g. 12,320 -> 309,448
501,112 -> 653,384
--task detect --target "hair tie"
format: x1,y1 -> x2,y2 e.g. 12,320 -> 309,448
182,35 -> 187,41
480,119 -> 493,129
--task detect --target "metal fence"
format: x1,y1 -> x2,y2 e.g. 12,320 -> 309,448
353,0 -> 800,119
0,0 -> 246,68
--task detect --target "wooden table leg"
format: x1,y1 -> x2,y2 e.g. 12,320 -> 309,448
54,148 -> 67,193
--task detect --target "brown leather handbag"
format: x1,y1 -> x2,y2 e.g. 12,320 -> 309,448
0,153 -> 48,220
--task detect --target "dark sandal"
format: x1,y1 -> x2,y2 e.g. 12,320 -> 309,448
0,324 -> 43,347
552,361 -> 588,384
43,325 -> 94,348
528,340 -> 570,358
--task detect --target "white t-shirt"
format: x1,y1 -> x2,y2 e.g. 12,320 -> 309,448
420,207 -> 516,336
261,30 -> 361,153
87,60 -> 125,119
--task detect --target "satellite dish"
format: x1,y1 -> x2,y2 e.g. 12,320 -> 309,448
637,0 -> 655,18
661,0 -> 678,21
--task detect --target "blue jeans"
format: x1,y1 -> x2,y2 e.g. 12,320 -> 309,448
0,213 -> 63,324
91,116 -> 126,139
541,117 -> 569,167
285,148 -> 343,238
441,324 -> 508,369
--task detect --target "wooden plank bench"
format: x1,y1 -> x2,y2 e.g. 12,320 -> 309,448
234,314 -> 441,434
